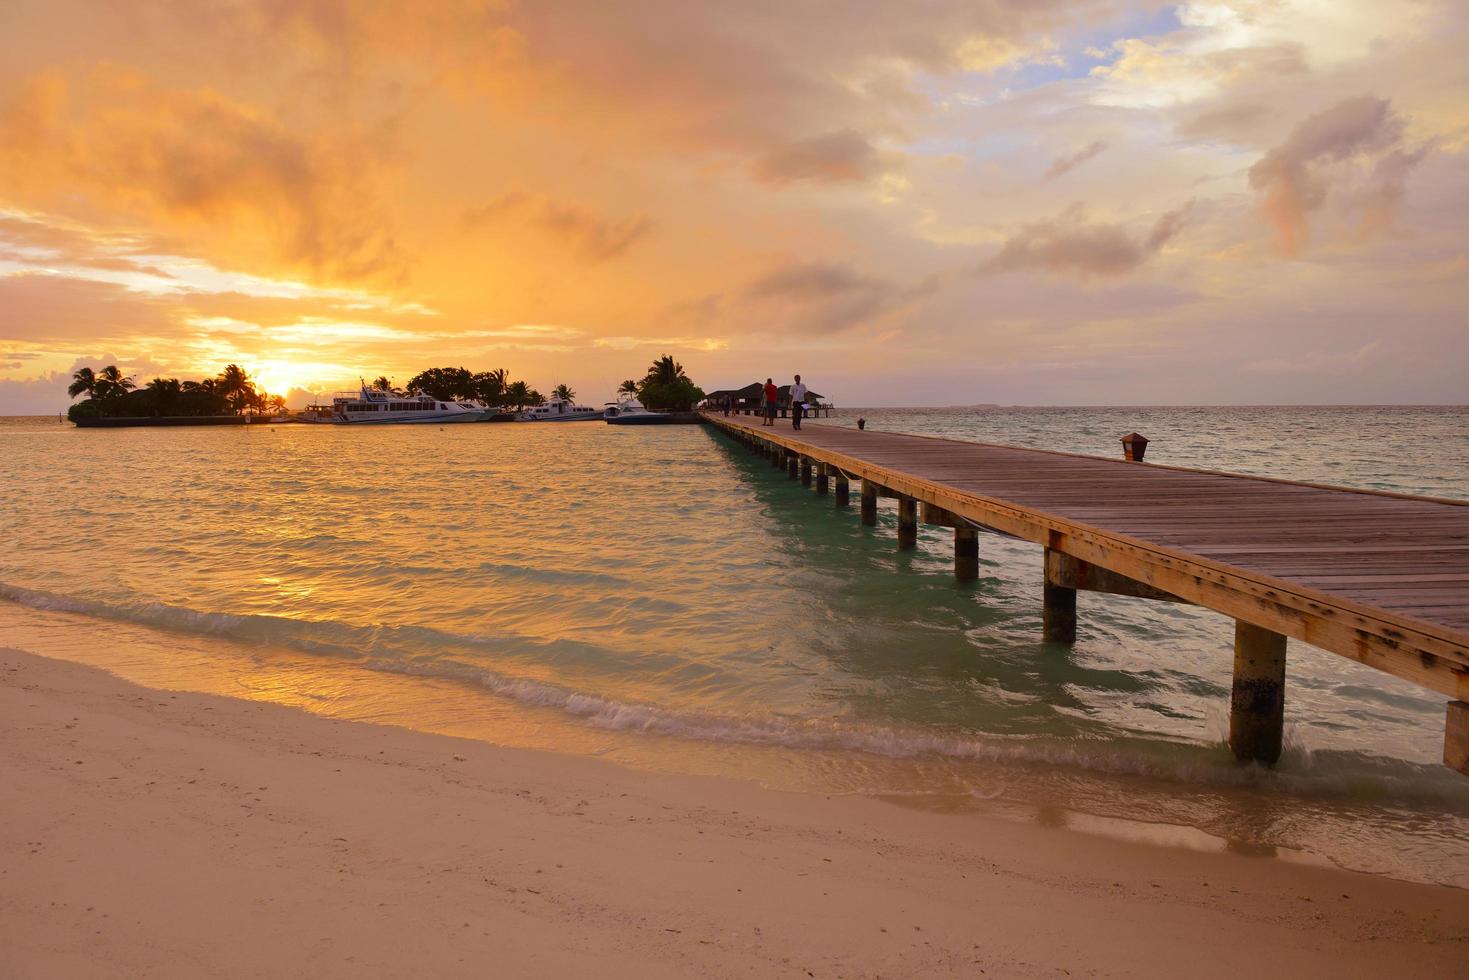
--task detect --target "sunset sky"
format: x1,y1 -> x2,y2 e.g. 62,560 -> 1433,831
1,0 -> 1465,411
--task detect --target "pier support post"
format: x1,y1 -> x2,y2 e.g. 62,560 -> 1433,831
771,444 -> 784,469
787,452 -> 798,480
954,527 -> 979,581
1448,702 -> 1469,777
816,463 -> 829,495
834,473 -> 850,508
860,482 -> 877,526
1042,548 -> 1077,643
801,457 -> 813,487
897,497 -> 917,550
1229,621 -> 1287,765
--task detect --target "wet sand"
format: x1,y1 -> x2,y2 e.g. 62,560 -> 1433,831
2,646 -> 1466,978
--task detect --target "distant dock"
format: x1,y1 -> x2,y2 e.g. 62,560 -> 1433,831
704,413 -> 1469,776
72,415 -> 251,428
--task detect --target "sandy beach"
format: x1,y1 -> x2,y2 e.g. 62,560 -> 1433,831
2,646 -> 1465,978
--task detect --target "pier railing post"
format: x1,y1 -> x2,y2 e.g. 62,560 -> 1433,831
816,462 -> 829,495
897,497 -> 917,549
834,472 -> 850,508
860,482 -> 877,526
954,526 -> 979,581
1448,702 -> 1469,777
1042,547 -> 1077,643
1229,621 -> 1287,764
801,457 -> 813,487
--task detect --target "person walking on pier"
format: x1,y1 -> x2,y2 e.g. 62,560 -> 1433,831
789,374 -> 808,430
762,378 -> 778,426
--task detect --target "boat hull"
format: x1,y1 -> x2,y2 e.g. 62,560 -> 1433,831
332,412 -> 485,424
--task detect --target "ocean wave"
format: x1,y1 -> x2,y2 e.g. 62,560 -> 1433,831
4,579 -> 1464,805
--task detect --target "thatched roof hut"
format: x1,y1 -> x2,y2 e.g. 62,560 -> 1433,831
703,382 -> 825,409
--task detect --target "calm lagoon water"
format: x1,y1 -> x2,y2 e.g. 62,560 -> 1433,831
2,407 -> 1466,886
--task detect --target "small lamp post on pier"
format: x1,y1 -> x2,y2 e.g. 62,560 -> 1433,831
1121,432 -> 1149,462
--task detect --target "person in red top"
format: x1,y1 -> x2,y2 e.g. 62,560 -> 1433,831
762,378 -> 778,426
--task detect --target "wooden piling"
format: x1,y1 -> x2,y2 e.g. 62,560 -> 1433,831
801,457 -> 813,487
1229,621 -> 1287,764
955,526 -> 979,581
771,443 -> 784,469
835,473 -> 850,508
1448,702 -> 1469,777
897,497 -> 917,550
816,462 -> 829,495
703,410 -> 1469,780
1042,547 -> 1077,643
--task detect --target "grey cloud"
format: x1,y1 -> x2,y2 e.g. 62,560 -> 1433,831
1044,139 -> 1108,179
1175,102 -> 1271,144
752,130 -> 884,185
740,260 -> 926,332
743,261 -> 887,301
979,203 -> 1192,279
1247,96 -> 1428,255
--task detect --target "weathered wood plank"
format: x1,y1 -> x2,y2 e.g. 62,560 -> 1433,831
712,415 -> 1469,706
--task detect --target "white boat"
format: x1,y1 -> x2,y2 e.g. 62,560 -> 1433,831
603,394 -> 672,425
304,384 -> 486,424
516,396 -> 602,422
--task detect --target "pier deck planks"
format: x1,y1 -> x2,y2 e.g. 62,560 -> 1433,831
706,414 -> 1469,702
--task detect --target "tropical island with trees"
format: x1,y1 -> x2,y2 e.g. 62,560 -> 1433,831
64,354 -> 707,425
67,363 -> 285,424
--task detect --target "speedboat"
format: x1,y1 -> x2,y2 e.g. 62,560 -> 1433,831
603,394 -> 672,425
516,396 -> 602,421
304,384 -> 486,423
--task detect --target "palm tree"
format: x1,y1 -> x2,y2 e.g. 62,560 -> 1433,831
216,364 -> 255,414
552,383 -> 575,402
94,365 -> 136,401
643,355 -> 687,386
145,377 -> 182,415
181,377 -> 225,415
504,380 -> 531,410
371,376 -> 395,392
472,368 -> 507,406
68,367 -> 98,400
617,379 -> 638,395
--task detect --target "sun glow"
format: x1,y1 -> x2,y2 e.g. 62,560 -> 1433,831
248,361 -> 322,398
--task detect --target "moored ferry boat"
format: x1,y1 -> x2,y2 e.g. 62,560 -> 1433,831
303,385 -> 486,423
515,396 -> 601,422
603,393 -> 673,424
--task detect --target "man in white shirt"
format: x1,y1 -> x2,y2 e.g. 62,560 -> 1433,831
789,374 -> 808,430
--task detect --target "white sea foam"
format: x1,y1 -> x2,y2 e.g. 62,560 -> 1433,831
3,579 -> 1463,806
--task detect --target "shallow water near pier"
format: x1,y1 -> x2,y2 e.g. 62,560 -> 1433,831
2,407 -> 1467,886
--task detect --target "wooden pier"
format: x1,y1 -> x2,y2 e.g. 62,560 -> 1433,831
704,413 -> 1469,775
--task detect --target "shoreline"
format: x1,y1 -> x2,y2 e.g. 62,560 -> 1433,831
3,645 -> 1466,977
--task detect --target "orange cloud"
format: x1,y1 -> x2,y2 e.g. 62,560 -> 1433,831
462,194 -> 654,263
0,66 -> 402,283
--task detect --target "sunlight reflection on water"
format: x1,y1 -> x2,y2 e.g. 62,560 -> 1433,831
1,407 -> 1466,886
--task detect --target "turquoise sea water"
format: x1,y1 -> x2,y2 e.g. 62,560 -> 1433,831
1,407 -> 1466,886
